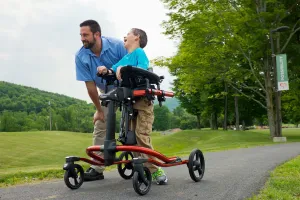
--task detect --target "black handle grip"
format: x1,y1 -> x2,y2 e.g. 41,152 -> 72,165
96,72 -> 103,77
96,70 -> 115,78
96,70 -> 117,84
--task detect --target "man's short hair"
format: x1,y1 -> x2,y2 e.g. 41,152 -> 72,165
80,20 -> 101,35
131,28 -> 147,48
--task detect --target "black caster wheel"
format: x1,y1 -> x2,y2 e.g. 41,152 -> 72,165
64,164 -> 84,189
132,167 -> 152,195
188,149 -> 205,182
117,151 -> 134,179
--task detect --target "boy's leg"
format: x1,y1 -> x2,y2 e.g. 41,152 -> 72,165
133,98 -> 168,184
84,101 -> 107,181
130,118 -> 142,159
133,98 -> 157,172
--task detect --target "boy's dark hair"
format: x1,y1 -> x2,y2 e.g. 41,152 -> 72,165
80,20 -> 101,35
131,28 -> 147,48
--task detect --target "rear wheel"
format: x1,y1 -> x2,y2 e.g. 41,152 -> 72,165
188,149 -> 205,182
117,151 -> 134,179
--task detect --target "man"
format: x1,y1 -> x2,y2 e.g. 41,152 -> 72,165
75,19 -> 127,181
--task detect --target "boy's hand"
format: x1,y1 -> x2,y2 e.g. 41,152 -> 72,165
116,66 -> 123,80
97,66 -> 108,75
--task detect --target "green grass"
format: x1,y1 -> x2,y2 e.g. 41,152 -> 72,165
152,128 -> 300,157
0,131 -> 91,187
0,128 -> 299,187
248,155 -> 300,200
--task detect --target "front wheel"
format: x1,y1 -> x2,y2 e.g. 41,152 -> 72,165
64,164 -> 84,189
132,167 -> 152,195
188,149 -> 205,182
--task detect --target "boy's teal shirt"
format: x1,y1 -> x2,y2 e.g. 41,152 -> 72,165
112,47 -> 149,72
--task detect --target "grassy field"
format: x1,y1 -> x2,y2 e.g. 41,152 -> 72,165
152,128 -> 300,156
248,155 -> 300,200
0,128 -> 299,187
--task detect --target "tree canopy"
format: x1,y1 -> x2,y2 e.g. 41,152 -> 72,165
153,0 -> 300,135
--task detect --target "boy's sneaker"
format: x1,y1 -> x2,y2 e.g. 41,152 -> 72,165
152,167 -> 168,185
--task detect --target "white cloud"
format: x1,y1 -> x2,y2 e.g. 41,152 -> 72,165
0,53 -> 11,60
0,0 -> 176,103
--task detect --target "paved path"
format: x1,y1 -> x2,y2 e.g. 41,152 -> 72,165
1,143 -> 300,200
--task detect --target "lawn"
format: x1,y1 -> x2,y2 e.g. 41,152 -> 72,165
152,128 -> 300,157
0,128 -> 299,187
248,155 -> 300,200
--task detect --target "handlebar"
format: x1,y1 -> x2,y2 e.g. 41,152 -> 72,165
133,89 -> 174,97
96,67 -> 174,100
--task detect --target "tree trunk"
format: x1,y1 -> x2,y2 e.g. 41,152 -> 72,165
196,114 -> 201,129
223,82 -> 228,130
210,113 -> 213,129
265,67 -> 276,138
274,91 -> 283,137
213,111 -> 218,130
210,111 -> 218,130
214,111 -> 218,129
235,95 -> 239,131
242,120 -> 246,131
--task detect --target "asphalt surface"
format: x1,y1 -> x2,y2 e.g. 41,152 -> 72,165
1,143 -> 300,200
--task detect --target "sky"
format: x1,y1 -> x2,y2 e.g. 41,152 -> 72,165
0,0 -> 177,103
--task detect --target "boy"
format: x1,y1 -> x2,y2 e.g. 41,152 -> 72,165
97,28 -> 167,185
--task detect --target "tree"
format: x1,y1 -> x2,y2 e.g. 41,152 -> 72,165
172,79 -> 204,129
153,105 -> 171,131
0,111 -> 16,132
156,0 -> 300,137
172,105 -> 198,129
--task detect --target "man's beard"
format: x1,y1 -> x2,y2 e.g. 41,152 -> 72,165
83,37 -> 96,49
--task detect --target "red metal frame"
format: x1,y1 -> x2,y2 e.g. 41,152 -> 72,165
133,89 -> 174,97
78,89 -> 185,167
79,145 -> 188,167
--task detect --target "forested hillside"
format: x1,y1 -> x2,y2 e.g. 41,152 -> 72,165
0,81 -> 198,133
0,81 -> 90,112
0,81 -> 95,133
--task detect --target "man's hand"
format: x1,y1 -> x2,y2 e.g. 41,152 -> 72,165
93,110 -> 105,124
116,66 -> 123,80
97,66 -> 108,75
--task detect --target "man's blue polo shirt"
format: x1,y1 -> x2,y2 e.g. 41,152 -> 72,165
75,36 -> 127,91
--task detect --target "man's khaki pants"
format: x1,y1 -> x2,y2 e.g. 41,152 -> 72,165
91,103 -> 108,173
